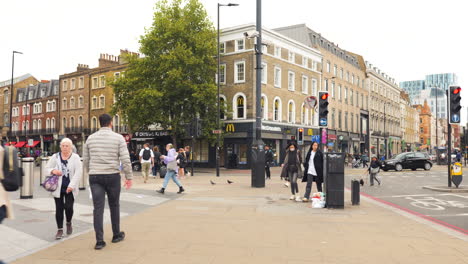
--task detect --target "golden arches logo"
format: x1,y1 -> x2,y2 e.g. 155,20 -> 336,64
226,123 -> 235,132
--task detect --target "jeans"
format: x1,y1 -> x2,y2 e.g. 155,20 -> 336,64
162,169 -> 182,189
54,192 -> 75,229
265,164 -> 271,179
304,174 -> 323,199
370,173 -> 380,185
89,173 -> 121,242
152,163 -> 160,176
141,162 -> 151,181
288,169 -> 299,195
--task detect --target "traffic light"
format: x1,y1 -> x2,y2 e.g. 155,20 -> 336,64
318,92 -> 329,127
449,86 -> 462,124
297,128 -> 304,145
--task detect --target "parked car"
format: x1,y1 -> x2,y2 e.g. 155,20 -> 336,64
381,152 -> 432,171
428,154 -> 436,161
132,160 -> 142,171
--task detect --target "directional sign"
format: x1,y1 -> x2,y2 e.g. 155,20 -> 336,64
451,114 -> 460,123
212,130 -> 222,134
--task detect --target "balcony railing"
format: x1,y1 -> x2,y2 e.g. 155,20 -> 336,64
7,128 -> 58,137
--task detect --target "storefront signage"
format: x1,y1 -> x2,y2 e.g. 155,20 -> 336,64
133,131 -> 170,138
328,134 -> 337,140
311,135 -> 320,142
226,123 -> 235,132
261,125 -> 281,132
307,129 -> 313,136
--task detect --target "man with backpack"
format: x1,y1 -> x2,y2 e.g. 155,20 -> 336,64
139,143 -> 154,183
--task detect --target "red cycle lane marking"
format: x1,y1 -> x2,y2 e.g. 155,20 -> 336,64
346,188 -> 468,236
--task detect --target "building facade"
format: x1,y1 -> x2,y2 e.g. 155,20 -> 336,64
400,91 -> 420,151
1,74 -> 39,139
274,24 -> 369,155
365,61 -> 401,157
414,101 -> 433,151
218,24 -> 322,168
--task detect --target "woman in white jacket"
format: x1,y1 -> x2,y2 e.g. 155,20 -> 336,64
45,138 -> 82,239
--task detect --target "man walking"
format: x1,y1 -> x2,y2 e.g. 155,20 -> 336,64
265,145 -> 274,179
184,146 -> 191,176
83,114 -> 133,250
139,143 -> 154,183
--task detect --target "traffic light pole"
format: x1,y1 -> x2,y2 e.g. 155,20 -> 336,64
446,89 -> 452,187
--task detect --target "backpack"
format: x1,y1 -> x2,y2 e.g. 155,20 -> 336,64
142,149 -> 151,160
1,146 -> 23,192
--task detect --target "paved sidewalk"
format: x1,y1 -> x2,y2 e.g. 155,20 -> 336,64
10,168 -> 468,264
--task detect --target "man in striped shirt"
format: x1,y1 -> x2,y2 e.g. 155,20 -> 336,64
83,113 -> 133,250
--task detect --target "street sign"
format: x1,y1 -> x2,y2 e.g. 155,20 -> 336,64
319,118 -> 328,126
212,130 -> 222,134
451,114 -> 460,123
304,96 -> 317,109
28,139 -> 33,146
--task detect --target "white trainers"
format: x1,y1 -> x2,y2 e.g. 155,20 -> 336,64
284,182 -> 290,188
295,194 -> 302,202
289,195 -> 295,200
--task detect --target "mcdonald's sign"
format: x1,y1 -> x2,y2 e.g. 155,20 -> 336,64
225,123 -> 235,132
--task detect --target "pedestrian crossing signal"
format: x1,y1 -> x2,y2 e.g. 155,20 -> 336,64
318,92 -> 329,127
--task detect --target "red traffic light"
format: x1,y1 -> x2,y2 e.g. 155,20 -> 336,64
453,87 -> 461,94
321,93 -> 329,100
298,128 -> 303,133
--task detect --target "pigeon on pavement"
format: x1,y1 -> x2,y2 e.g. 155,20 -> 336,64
210,180 -> 216,185
227,180 -> 233,184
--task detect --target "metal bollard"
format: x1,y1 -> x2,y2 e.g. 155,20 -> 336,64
20,157 -> 35,199
40,156 -> 50,186
79,158 -> 87,190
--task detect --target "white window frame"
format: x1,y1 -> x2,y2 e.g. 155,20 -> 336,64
62,97 -> 67,110
301,75 -> 308,94
70,97 -> 75,109
274,46 -> 281,58
288,71 -> 295,91
219,63 -> 226,85
288,51 -> 295,62
261,63 -> 267,84
99,95 -> 105,109
311,78 -> 317,96
261,94 -> 268,120
71,78 -> 76,90
235,39 -> 244,51
78,96 -> 84,108
273,97 -> 282,122
287,100 -> 296,124
219,42 -> 226,54
326,62 -> 330,73
62,80 -> 67,91
92,77 -> 98,89
302,57 -> 308,67
233,92 -> 247,120
79,76 -> 84,88
92,96 -> 97,109
234,61 -> 245,84
99,75 -> 106,88
274,67 -> 281,88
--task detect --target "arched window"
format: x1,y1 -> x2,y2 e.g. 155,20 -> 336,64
62,117 -> 67,132
219,96 -> 226,120
70,97 -> 75,109
78,116 -> 83,128
70,116 -> 75,129
113,115 -> 120,132
79,96 -> 84,108
301,103 -> 307,125
92,96 -> 97,109
46,118 -> 50,130
4,89 -> 9,104
91,117 -> 97,130
261,94 -> 268,120
99,95 -> 105,109
288,100 -> 295,123
233,93 -> 246,119
3,112 -> 8,125
33,120 -> 37,130
273,97 -> 281,121
25,120 -> 30,130
62,97 -> 67,110
38,119 -> 42,130
51,118 -> 55,130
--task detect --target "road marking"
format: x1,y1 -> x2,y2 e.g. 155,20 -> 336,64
11,198 -> 128,223
402,176 -> 409,178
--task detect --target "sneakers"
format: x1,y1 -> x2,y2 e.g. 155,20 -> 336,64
112,232 -> 126,243
289,195 -> 295,200
156,188 -> 165,194
295,195 -> 302,202
95,241 -> 106,250
55,229 -> 64,240
66,222 -> 73,235
284,182 -> 290,188
302,198 -> 309,203
177,186 -> 185,194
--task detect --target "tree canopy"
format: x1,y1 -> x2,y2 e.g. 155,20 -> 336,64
112,0 -> 218,144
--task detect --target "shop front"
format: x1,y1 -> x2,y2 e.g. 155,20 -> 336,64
130,130 -> 173,156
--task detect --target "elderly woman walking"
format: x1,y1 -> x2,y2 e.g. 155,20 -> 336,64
45,138 -> 83,239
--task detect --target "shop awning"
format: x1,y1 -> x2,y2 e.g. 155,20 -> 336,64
4,142 -> 16,146
15,141 -> 26,148
26,140 -> 40,148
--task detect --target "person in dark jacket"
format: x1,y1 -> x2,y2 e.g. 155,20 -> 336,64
264,145 -> 274,179
281,142 -> 302,201
302,141 -> 324,202
368,156 -> 381,186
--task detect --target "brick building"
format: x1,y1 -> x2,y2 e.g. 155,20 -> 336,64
414,100 -> 433,150
275,24 -> 370,155
218,24 -> 322,168
9,80 -> 59,153
400,91 -> 420,151
0,73 -> 39,140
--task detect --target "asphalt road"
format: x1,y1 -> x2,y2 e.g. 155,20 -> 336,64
345,165 -> 468,234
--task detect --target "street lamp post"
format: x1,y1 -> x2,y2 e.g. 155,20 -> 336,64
217,3 -> 238,177
434,85 -> 439,164
251,0 -> 265,188
384,102 -> 388,159
10,51 -> 23,140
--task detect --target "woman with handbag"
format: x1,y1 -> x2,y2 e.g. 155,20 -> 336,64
368,156 -> 381,186
302,141 -> 324,202
45,138 -> 83,239
281,142 -> 302,202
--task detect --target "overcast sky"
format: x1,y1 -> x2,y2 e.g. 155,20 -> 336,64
1,0 -> 467,123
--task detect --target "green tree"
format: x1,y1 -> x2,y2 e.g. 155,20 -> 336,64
112,0 -> 218,145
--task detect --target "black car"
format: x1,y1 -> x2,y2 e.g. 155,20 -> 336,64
132,160 -> 142,171
381,152 -> 432,171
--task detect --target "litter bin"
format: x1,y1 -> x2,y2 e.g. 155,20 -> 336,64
325,152 -> 345,209
79,158 -> 86,190
20,157 -> 35,199
40,156 -> 50,186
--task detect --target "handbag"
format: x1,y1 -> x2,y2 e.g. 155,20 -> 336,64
370,167 -> 380,174
42,174 -> 59,192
